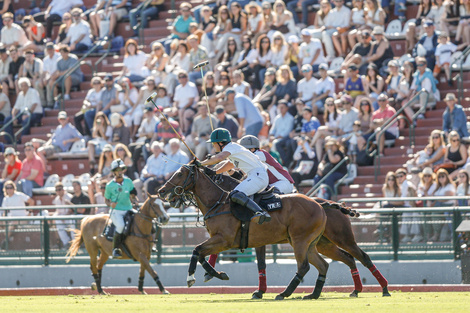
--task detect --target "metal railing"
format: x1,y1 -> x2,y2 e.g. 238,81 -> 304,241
365,89 -> 429,181
135,0 -> 153,46
306,156 -> 349,198
451,45 -> 470,104
0,108 -> 32,147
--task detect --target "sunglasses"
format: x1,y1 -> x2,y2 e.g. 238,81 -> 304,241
438,175 -> 446,178
117,148 -> 125,151
261,41 -> 270,43
326,103 -> 335,106
25,148 -> 34,151
5,186 -> 14,189
423,174 -> 431,178
228,42 -> 236,45
221,77 -> 229,80
396,174 -> 405,178
432,136 -> 440,139
72,14 -> 80,17
452,139 -> 460,142
63,17 -> 71,21
55,188 -> 63,191
3,18 -> 12,22
378,99 -> 387,102
417,63 -> 426,67
274,37 -> 282,40
360,102 -> 369,106
302,69 -> 311,73
387,178 -> 395,181
341,101 -> 351,105
181,9 -> 190,12
178,75 -> 187,79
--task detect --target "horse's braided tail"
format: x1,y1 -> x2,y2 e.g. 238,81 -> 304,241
315,198 -> 360,217
65,229 -> 83,263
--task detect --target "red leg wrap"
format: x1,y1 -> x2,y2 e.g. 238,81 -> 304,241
258,269 -> 267,292
368,265 -> 388,288
208,254 -> 218,267
351,269 -> 363,292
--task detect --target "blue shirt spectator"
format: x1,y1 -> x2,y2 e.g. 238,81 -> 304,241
226,89 -> 263,138
442,93 -> 469,139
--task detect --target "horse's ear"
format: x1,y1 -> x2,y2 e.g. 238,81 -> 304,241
146,191 -> 153,199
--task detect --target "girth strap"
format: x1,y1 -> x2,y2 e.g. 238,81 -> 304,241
239,221 -> 250,252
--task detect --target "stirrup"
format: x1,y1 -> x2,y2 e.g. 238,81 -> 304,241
251,212 -> 271,225
112,248 -> 122,258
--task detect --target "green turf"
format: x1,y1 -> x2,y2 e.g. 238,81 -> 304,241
2,292 -> 470,313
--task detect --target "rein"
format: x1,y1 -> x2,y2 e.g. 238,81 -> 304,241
131,199 -> 166,242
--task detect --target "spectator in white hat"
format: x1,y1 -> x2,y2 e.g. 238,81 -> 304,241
312,63 -> 335,114
298,28 -> 326,72
296,64 -> 318,111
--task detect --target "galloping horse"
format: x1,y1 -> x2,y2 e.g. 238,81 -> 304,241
160,162 -> 334,300
66,195 -> 170,295
204,173 -> 390,298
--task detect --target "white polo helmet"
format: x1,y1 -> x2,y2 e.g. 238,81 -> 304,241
239,135 -> 260,149
111,158 -> 126,171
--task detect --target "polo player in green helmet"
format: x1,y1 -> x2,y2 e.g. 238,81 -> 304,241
201,128 -> 271,224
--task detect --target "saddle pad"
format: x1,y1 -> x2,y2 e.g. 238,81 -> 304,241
229,193 -> 283,222
104,209 -> 137,241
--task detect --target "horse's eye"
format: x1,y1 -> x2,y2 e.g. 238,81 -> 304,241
178,172 -> 182,177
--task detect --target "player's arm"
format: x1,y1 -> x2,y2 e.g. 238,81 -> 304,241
201,151 -> 231,166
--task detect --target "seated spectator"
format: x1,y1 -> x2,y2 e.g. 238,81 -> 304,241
342,29 -> 372,74
62,8 -> 92,53
365,26 -> 394,75
133,141 -> 166,201
153,83 -> 170,109
1,180 -> 34,249
109,112 -> 130,146
291,136 -> 318,189
428,0 -> 446,32
385,60 -> 401,101
211,5 -> 233,62
308,0 -> 332,40
1,12 -> 30,50
3,77 -> 42,144
0,1 -> 13,30
215,104 -> 239,141
260,1 -> 274,34
187,34 -> 210,83
395,168 -> 421,243
245,1 -> 263,38
405,0 -> 434,53
296,64 -> 318,110
456,169 -> 470,206
0,84 -> 10,123
336,0 -> 366,55
71,179 -> 91,215
438,131 -> 467,180
91,179 -> 109,214
22,15 -> 46,52
55,12 -> 73,44
74,77 -> 104,137
228,1 -> 247,44
430,168 -> 456,242
311,97 -> 342,161
433,32 -> 456,86
33,0 -> 83,40
442,93 -> 469,139
173,70 -> 198,135
269,65 -> 297,120
16,142 -> 44,197
0,45 -> 11,84
145,42 -> 169,84
198,5 -> 217,52
313,137 -> 348,200
99,73 -> 120,116
270,0 -> 296,38
187,102 -> 217,160
363,63 -> 384,109
298,28 -> 326,72
120,39 -> 147,83
114,143 -> 135,180
163,41 -> 190,96
165,138 -> 189,176
370,93 -> 398,155
231,35 -> 255,75
129,0 -> 164,38
118,77 -> 140,134
52,181 -> 74,249
364,0 -> 386,29
50,45 -> 83,102
413,20 -> 438,70
286,0 -> 317,28
19,50 -> 43,96
232,69 -> 252,98
129,106 -> 159,173
39,42 -> 60,108
89,0 -> 130,39
338,95 -> 359,139
87,111 -> 112,173
225,87 -> 263,138
417,166 -> 437,199
344,64 -> 366,103
455,0 -> 470,50
321,0 -> 351,61
2,46 -> 24,94
151,114 -> 181,146
312,63 -> 335,114
409,57 -> 439,112
158,2 -> 195,54
214,36 -> 239,77
418,130 -> 447,169
270,100 -> 295,166
381,171 -> 402,208
94,143 -> 114,180
37,111 -> 83,167
286,35 -> 300,78
0,147 -> 22,206
252,67 -> 277,111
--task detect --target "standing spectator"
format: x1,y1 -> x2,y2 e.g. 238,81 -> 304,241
226,88 -> 264,138
298,28 -> 326,72
410,57 -> 439,112
370,93 -> 398,155
3,77 -> 42,144
430,168 -> 455,242
433,32 -> 457,86
50,45 -> 83,102
133,141 -> 166,201
89,0 -> 130,40
37,111 -> 83,167
270,100 -> 295,167
297,64 -> 318,110
442,93 -> 469,139
414,20 -> 438,70
0,147 -> 21,206
120,39 -> 147,83
173,70 -> 198,135
129,0 -> 164,38
215,104 -> 239,141
313,138 -> 348,199
52,182 -> 74,249
16,142 -> 44,197
1,12 -> 29,50
159,2 -> 195,54
62,8 -> 92,53
71,179 -> 91,215
40,42 -> 60,108
74,77 -> 104,137
33,0 -> 83,41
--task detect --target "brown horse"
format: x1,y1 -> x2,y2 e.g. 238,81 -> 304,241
159,162 -> 330,300
66,195 -> 170,295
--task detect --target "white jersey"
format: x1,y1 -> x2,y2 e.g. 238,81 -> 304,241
223,142 -> 266,174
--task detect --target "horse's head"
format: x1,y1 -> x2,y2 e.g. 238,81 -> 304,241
158,163 -> 198,208
142,194 -> 170,226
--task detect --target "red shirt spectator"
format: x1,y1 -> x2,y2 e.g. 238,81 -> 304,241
16,143 -> 44,197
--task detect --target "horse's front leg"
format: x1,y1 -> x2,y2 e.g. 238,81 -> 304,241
187,235 -> 230,288
136,251 -> 170,294
138,264 -> 146,295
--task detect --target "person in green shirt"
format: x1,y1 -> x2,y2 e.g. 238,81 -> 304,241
104,158 -> 137,258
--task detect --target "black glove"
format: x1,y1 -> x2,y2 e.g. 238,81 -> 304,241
204,167 -> 217,176
193,159 -> 202,167
230,170 -> 244,180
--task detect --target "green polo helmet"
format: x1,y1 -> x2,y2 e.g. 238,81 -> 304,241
207,128 -> 232,143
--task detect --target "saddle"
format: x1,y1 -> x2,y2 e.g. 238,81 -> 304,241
103,210 -> 138,260
229,187 -> 283,252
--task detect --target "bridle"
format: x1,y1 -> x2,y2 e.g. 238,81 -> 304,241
137,197 -> 169,227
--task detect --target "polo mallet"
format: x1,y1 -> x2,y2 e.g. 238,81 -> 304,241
145,93 -> 198,159
193,60 -> 213,131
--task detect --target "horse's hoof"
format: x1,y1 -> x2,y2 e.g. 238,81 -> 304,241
204,272 -> 213,283
383,287 -> 391,297
99,291 -> 108,296
187,274 -> 196,288
349,290 -> 359,298
251,290 -> 265,300
140,290 -> 147,295
219,272 -> 230,280
91,282 -> 97,291
303,293 -> 315,300
162,289 -> 171,295
275,294 -> 285,301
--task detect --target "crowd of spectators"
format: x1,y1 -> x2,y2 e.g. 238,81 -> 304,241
0,0 -> 470,249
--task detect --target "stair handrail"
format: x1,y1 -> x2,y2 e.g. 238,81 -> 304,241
52,40 -> 107,111
0,108 -> 31,148
305,156 -> 349,197
136,0 -> 153,46
365,89 -> 429,181
92,36 -> 113,74
451,45 -> 470,104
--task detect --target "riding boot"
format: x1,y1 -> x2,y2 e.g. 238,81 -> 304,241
112,233 -> 123,258
230,191 -> 271,225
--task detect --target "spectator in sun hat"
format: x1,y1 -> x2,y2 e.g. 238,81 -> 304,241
366,25 -> 394,75
442,93 -> 469,139
409,56 -> 439,112
298,28 -> 326,70
0,147 -> 22,206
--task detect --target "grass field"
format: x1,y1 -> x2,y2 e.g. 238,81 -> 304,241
2,292 -> 470,313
